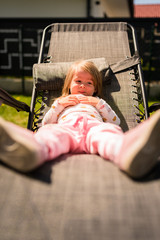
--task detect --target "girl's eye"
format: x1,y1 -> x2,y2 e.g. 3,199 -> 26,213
88,82 -> 93,85
76,80 -> 81,83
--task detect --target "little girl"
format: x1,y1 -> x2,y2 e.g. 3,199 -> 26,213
0,60 -> 160,179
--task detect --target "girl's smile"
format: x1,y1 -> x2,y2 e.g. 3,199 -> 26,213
69,70 -> 95,96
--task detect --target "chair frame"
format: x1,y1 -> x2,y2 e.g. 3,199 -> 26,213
28,22 -> 149,131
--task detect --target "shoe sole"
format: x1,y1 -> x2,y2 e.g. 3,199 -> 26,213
0,118 -> 39,172
124,111 -> 160,178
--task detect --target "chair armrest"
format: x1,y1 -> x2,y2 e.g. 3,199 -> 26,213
148,103 -> 160,114
0,88 -> 30,112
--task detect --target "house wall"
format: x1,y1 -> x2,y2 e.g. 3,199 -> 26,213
0,0 -> 132,18
101,0 -> 131,17
0,0 -> 87,18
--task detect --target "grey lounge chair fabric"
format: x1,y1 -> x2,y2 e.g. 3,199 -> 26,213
33,57 -> 108,90
0,22 -> 160,240
0,154 -> 160,240
33,53 -> 141,90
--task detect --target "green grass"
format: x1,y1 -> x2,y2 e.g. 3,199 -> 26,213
0,94 -> 160,128
148,100 -> 160,116
0,95 -> 31,128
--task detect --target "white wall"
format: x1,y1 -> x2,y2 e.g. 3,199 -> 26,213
0,0 -> 87,18
91,0 -> 104,17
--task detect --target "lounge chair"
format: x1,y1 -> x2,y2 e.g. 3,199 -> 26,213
0,22 -> 160,240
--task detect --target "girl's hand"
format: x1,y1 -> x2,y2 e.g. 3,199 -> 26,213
58,95 -> 80,108
78,96 -> 99,107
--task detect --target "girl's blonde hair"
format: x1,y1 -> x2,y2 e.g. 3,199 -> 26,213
61,60 -> 102,97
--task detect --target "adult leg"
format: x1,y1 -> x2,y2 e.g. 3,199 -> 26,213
0,118 -> 44,172
118,110 -> 160,178
0,119 -> 79,172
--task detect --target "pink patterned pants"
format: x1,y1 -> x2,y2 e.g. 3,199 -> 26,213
35,115 -> 124,163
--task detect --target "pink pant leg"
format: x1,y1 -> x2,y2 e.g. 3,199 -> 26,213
34,123 -> 81,161
86,122 -> 124,163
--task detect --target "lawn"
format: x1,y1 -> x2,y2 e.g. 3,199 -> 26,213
0,94 -> 160,128
0,95 -> 31,128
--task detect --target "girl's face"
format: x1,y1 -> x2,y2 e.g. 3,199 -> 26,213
69,70 -> 95,96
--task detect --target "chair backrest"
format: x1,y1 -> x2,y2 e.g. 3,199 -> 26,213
30,22 -> 148,132
48,23 -> 131,62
